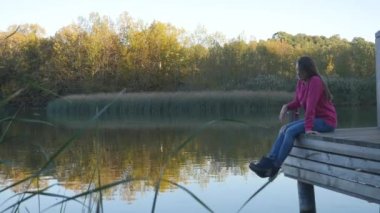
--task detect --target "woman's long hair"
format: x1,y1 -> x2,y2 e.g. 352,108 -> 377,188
297,56 -> 333,101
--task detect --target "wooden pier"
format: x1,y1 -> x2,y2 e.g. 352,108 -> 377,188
283,128 -> 380,206
282,31 -> 380,212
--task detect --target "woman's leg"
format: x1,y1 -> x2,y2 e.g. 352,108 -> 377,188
273,120 -> 305,167
250,120 -> 304,178
273,118 -> 335,167
267,119 -> 305,159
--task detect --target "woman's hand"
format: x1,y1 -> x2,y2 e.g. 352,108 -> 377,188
279,104 -> 288,123
305,130 -> 319,135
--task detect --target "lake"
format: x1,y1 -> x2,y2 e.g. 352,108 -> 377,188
0,106 -> 378,213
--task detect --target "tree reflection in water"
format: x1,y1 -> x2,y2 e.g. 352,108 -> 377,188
0,116 -> 280,203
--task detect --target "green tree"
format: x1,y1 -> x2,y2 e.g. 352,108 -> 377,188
51,24 -> 89,93
84,13 -> 123,91
351,37 -> 375,77
0,24 -> 53,106
122,21 -> 186,90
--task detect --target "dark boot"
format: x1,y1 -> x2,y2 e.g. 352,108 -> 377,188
269,167 -> 280,178
249,157 -> 280,178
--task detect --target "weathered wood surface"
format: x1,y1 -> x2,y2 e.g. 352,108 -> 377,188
294,138 -> 380,162
283,165 -> 380,204
305,127 -> 380,147
376,30 -> 380,126
285,156 -> 380,187
290,147 -> 380,174
283,127 -> 380,204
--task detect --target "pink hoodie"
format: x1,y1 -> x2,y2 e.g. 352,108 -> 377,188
286,76 -> 337,131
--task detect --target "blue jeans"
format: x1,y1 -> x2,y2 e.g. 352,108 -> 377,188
267,118 -> 335,167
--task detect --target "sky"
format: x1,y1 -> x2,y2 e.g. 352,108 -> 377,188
0,0 -> 379,42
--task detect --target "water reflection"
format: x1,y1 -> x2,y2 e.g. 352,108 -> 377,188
336,106 -> 377,128
0,119 -> 278,201
0,107 -> 377,212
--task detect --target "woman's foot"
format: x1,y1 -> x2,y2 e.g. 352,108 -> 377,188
249,157 -> 280,178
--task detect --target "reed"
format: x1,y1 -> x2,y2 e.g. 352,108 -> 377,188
326,77 -> 376,106
47,91 -> 293,123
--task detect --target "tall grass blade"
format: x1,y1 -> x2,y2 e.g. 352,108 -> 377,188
170,119 -> 248,155
0,88 -> 25,109
162,179 -> 214,213
28,82 -> 71,103
25,192 -> 84,202
59,193 -> 69,213
12,175 -> 39,213
0,184 -> 54,207
96,145 -> 104,213
0,133 -> 80,193
83,169 -> 97,213
33,143 -> 51,163
1,191 -> 85,213
0,89 -> 126,193
42,178 -> 143,212
24,207 -> 31,213
16,118 -> 55,127
0,117 -> 54,129
236,171 -> 281,213
0,117 -> 13,123
0,108 -> 20,145
151,118 -> 248,213
0,184 -> 64,212
38,178 -> 41,213
2,26 -> 19,40
0,117 -> 54,127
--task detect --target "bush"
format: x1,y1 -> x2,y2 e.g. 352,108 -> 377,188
327,77 -> 376,106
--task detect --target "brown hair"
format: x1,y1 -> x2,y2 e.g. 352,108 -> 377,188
297,56 -> 333,100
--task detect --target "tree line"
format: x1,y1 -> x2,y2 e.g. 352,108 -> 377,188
0,12 -> 376,107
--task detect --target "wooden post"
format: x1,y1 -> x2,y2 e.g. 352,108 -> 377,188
289,111 -> 316,213
376,31 -> 380,127
298,181 -> 316,213
375,30 -> 380,212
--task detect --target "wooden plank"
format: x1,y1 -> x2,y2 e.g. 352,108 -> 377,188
293,138 -> 380,161
323,127 -> 380,136
306,127 -> 380,147
376,30 -> 380,126
284,156 -> 380,187
283,165 -> 380,204
330,127 -> 379,132
289,147 -> 380,174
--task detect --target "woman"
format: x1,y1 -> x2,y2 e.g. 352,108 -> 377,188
249,56 -> 337,178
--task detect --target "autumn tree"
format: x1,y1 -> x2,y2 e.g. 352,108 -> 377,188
0,12 -> 376,106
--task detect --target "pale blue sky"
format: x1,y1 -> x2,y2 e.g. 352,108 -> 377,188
1,0 -> 379,42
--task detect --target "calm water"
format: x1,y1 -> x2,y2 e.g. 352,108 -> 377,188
0,107 -> 378,213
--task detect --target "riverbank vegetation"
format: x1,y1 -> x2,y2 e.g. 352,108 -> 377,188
0,12 -> 376,108
47,91 -> 293,124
